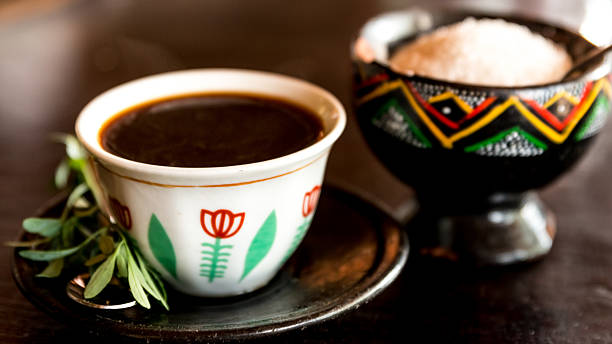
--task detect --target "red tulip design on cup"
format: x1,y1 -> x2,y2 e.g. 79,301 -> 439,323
282,185 -> 322,263
109,197 -> 132,230
200,209 -> 245,282
302,185 -> 321,218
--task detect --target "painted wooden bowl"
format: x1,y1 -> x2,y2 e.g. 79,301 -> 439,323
352,9 -> 612,264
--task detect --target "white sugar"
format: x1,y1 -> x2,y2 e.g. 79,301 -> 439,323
389,18 -> 572,87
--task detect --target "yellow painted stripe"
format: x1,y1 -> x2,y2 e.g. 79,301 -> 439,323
517,79 -> 603,143
357,80 -> 453,147
357,80 -> 403,105
428,91 -> 473,113
448,98 -> 511,143
560,79 -> 604,138
398,83 -> 452,148
513,99 -> 565,143
543,90 -> 580,108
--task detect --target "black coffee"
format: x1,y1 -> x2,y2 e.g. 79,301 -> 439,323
100,93 -> 324,167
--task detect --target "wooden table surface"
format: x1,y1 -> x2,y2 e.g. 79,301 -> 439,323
2,0 -> 612,343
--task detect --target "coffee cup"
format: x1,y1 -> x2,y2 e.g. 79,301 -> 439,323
75,69 -> 346,297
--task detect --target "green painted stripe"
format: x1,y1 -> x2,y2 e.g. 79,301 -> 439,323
374,98 -> 432,148
464,127 -> 519,153
517,128 -> 548,150
372,99 -> 396,121
464,126 -> 547,153
396,106 -> 432,148
575,95 -> 609,141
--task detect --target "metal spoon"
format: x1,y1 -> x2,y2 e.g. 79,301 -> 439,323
562,44 -> 612,81
66,273 -> 136,310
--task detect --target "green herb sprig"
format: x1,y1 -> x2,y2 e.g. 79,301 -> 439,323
7,134 -> 169,310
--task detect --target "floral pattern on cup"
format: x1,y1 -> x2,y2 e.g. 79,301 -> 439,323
281,185 -> 322,264
302,185 -> 321,217
201,209 -> 245,239
109,196 -> 132,230
199,209 -> 245,282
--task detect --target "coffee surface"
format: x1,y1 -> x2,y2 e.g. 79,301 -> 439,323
100,94 -> 324,167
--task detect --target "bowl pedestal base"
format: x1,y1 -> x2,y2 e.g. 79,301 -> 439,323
409,192 -> 556,265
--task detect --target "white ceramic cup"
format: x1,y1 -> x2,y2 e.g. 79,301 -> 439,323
75,69 -> 346,297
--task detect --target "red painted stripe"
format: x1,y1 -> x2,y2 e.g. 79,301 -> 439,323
522,81 -> 593,132
357,73 -> 389,89
565,81 -> 594,126
406,82 -> 459,130
523,99 -> 564,131
458,97 -> 497,124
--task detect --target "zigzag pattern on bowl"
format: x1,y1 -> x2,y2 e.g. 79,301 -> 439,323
355,65 -> 612,157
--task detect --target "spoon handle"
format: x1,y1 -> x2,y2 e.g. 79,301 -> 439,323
562,44 -> 612,81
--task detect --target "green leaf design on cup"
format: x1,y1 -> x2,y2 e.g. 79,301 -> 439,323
148,214 -> 177,279
281,218 -> 312,265
240,210 -> 276,281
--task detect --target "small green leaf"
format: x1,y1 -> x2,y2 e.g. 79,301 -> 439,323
80,160 -> 105,211
127,255 -> 150,309
54,159 -> 70,189
22,218 -> 62,238
116,244 -> 128,278
19,227 -> 103,261
37,259 -> 64,278
149,268 -> 167,303
84,253 -> 107,267
68,158 -> 86,171
61,217 -> 77,247
84,251 -> 117,299
99,235 -> 115,255
76,223 -> 93,237
61,183 -> 89,219
4,237 -> 51,247
73,205 -> 98,218
135,251 -> 169,310
240,210 -> 277,281
73,197 -> 91,209
36,259 -> 64,278
19,245 -> 82,261
51,133 -> 87,160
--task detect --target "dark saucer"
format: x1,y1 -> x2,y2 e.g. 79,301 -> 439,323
11,186 -> 408,342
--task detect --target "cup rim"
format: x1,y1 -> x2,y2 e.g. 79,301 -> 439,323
75,69 -> 346,179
